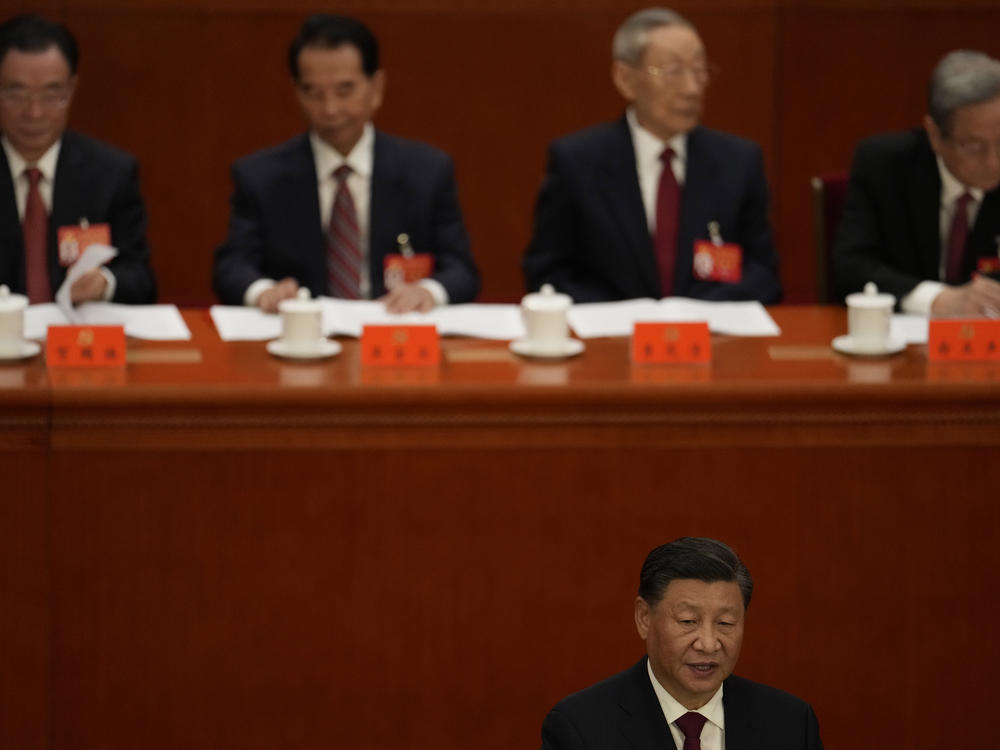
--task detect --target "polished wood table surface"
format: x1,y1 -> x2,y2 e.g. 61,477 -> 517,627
2,306 -> 998,750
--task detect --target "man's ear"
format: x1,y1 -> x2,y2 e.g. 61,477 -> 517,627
635,596 -> 651,639
924,114 -> 944,154
612,60 -> 637,103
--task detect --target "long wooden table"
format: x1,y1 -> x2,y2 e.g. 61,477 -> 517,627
3,306 -> 999,749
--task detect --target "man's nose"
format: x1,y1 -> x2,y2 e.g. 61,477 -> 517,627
693,624 -> 720,652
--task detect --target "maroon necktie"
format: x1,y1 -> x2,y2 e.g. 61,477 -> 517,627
326,165 -> 362,299
945,191 -> 972,284
23,167 -> 51,303
675,711 -> 707,750
655,148 -> 680,297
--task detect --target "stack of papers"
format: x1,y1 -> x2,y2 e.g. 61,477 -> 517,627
210,299 -> 525,342
568,298 -> 781,338
25,303 -> 191,341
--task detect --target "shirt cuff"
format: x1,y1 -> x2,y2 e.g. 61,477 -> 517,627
418,278 -> 448,307
99,267 -> 116,301
244,278 -> 276,308
900,281 -> 945,315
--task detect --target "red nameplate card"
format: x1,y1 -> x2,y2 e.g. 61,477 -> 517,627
383,254 -> 433,290
57,223 -> 111,266
977,257 -> 1000,275
927,319 -> 1000,361
632,321 -> 711,363
46,325 -> 126,368
361,324 -> 439,366
692,240 -> 742,283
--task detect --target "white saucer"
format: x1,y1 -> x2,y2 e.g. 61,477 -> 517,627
266,338 -> 341,360
509,338 -> 585,359
0,340 -> 41,361
831,334 -> 906,357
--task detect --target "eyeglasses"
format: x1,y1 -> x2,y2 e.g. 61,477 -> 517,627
0,85 -> 72,109
644,62 -> 714,86
948,137 -> 1000,161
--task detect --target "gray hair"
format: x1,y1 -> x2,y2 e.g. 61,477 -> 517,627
612,7 -> 695,65
928,50 -> 1000,136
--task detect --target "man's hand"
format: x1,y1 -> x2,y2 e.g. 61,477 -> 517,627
931,274 -> 1000,318
258,278 -> 300,313
69,268 -> 109,303
380,283 -> 436,314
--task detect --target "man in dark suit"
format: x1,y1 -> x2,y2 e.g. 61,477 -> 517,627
522,8 -> 780,304
213,14 -> 478,313
541,538 -> 823,750
0,15 -> 155,304
834,50 -> 1000,316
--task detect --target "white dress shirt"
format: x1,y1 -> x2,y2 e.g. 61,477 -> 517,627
245,123 -> 446,307
900,156 -> 983,314
647,659 -> 726,750
2,135 -> 115,300
626,107 -> 687,235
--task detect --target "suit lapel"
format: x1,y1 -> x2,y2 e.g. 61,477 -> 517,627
969,188 -> 1000,270
679,127 -> 715,290
905,134 -> 945,279
721,676 -> 761,750
597,119 -> 660,298
0,144 -> 25,291
616,659 -> 678,750
284,135 -> 326,294
369,132 -> 403,298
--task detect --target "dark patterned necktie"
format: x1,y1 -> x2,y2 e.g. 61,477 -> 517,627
23,167 -> 51,303
655,148 -> 680,297
326,164 -> 362,299
945,191 -> 972,284
675,711 -> 707,750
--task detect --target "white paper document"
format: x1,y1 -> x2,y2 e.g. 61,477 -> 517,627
25,303 -> 191,341
210,299 -> 526,341
568,298 -> 781,338
890,314 -> 929,344
54,243 -> 117,322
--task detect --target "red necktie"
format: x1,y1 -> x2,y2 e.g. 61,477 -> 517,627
945,191 -> 972,284
655,148 -> 680,297
675,711 -> 707,750
23,167 -> 51,303
326,165 -> 362,299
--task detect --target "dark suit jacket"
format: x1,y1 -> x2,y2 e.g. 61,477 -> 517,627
212,131 -> 479,305
541,658 -> 822,750
833,128 -> 1000,304
522,118 -> 781,303
0,130 -> 156,303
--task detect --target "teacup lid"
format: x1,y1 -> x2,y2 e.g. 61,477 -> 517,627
0,284 -> 28,313
278,287 -> 321,313
845,281 -> 895,309
522,283 -> 572,311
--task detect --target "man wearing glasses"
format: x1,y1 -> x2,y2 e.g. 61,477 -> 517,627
522,7 -> 781,304
834,50 -> 1000,317
0,14 -> 155,304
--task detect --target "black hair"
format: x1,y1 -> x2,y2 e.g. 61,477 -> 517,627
0,14 -> 79,75
638,537 -> 753,608
287,14 -> 379,80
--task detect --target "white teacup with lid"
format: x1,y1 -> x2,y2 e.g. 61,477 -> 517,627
278,288 -> 324,352
0,284 -> 28,358
845,282 -> 896,354
521,283 -> 572,351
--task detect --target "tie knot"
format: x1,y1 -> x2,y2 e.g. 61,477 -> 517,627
956,191 -> 972,210
333,164 -> 352,182
24,167 -> 42,187
675,711 -> 707,740
660,147 -> 675,165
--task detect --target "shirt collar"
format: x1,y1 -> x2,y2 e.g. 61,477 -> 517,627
310,123 -> 374,182
2,134 -> 62,183
626,107 -> 687,168
936,154 -> 983,206
646,658 -> 725,733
